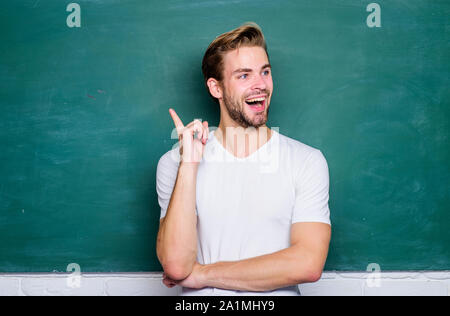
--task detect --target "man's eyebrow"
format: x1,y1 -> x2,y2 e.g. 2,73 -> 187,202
232,68 -> 253,74
232,64 -> 272,75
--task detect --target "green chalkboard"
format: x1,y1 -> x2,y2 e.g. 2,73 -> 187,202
0,0 -> 448,272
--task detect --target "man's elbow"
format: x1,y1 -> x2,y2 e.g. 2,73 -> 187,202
162,260 -> 194,281
293,265 -> 323,284
157,247 -> 196,280
157,238 -> 195,280
305,268 -> 323,283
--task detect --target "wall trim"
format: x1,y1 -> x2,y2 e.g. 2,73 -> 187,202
0,271 -> 448,296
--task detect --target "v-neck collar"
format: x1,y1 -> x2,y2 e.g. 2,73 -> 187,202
211,128 -> 277,162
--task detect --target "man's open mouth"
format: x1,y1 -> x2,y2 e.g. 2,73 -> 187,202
245,96 -> 266,112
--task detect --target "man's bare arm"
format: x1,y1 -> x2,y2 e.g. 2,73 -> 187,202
156,109 -> 209,281
156,163 -> 199,280
174,222 -> 331,291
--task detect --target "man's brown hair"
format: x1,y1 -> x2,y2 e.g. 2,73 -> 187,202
201,22 -> 269,101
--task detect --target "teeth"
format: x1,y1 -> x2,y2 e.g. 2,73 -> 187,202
246,97 -> 265,102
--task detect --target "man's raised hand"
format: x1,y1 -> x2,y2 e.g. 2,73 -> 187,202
169,108 -> 209,165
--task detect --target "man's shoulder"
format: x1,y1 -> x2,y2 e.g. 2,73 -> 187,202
276,131 -> 329,185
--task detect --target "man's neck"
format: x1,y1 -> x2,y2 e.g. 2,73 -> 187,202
214,122 -> 273,159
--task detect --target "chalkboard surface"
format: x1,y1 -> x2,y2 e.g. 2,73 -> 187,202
0,0 -> 448,272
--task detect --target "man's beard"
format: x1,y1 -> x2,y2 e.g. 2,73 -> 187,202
223,90 -> 270,128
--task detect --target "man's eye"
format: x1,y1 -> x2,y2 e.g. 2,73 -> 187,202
263,70 -> 270,76
238,74 -> 248,79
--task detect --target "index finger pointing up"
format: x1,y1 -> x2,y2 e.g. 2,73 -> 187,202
169,108 -> 184,132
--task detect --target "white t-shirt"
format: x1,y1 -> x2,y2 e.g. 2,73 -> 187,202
156,129 -> 331,296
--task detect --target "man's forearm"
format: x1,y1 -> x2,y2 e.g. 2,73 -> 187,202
157,163 -> 198,280
199,245 -> 322,292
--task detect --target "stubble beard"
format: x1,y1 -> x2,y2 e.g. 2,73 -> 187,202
222,90 -> 270,129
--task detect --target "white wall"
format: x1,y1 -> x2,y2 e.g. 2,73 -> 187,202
0,272 -> 449,296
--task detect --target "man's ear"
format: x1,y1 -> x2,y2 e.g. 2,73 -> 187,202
206,78 -> 222,99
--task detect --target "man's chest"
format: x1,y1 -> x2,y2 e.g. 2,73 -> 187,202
195,163 -> 295,226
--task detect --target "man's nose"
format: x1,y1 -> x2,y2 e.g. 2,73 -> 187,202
251,74 -> 267,90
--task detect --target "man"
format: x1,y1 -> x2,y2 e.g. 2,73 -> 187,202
156,23 -> 331,296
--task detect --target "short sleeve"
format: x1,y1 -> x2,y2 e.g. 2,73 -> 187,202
156,149 -> 180,219
292,149 -> 331,225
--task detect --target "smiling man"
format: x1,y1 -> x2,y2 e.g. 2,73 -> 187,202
156,23 -> 331,296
